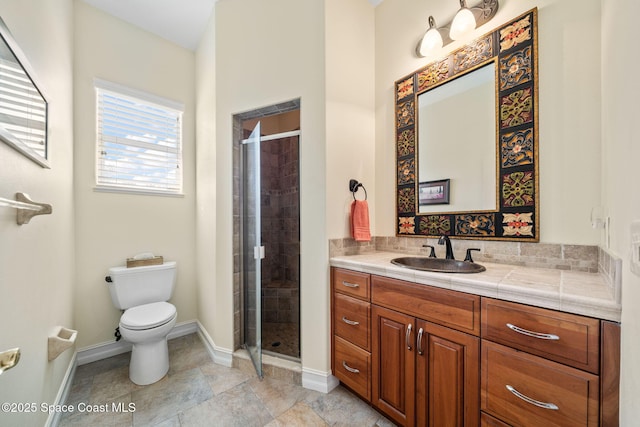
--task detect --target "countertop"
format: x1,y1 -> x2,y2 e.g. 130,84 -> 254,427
330,251 -> 621,322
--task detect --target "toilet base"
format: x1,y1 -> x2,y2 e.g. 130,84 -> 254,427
129,337 -> 170,385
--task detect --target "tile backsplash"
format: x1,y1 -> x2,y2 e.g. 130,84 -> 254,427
330,236 -> 621,277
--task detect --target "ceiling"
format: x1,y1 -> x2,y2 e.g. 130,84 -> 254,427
82,0 -> 383,52
82,0 -> 217,51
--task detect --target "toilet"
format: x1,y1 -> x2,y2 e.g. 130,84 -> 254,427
106,261 -> 177,385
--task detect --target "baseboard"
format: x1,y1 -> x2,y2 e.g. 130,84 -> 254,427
196,321 -> 233,367
45,352 -> 77,427
76,320 -> 198,365
302,367 -> 339,393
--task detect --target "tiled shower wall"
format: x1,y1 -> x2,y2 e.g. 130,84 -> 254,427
261,136 -> 300,324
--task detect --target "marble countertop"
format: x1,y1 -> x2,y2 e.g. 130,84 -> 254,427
330,251 -> 621,322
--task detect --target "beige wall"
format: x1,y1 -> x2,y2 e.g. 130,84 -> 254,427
0,1 -> 75,425
195,5 -> 219,353
601,0 -> 640,422
73,1 -> 197,348
212,0 -> 329,370
326,0 -> 376,239
374,0 -> 603,245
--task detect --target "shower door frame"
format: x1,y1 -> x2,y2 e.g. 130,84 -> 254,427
241,121 -> 264,378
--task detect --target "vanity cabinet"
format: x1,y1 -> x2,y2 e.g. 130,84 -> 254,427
331,268 -> 372,401
330,267 -> 620,427
371,275 -> 480,427
480,298 -> 620,427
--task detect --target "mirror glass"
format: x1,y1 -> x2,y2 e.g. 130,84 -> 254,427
418,62 -> 496,213
0,17 -> 49,168
395,8 -> 538,241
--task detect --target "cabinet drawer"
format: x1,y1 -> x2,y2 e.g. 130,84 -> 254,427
334,336 -> 371,401
482,341 -> 599,427
332,268 -> 370,300
481,412 -> 511,427
481,298 -> 600,373
372,275 -> 480,335
334,293 -> 370,351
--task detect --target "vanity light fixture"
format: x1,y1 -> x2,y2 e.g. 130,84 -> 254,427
415,0 -> 499,57
416,16 -> 452,57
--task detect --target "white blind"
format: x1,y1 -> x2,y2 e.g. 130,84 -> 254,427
95,82 -> 183,195
0,56 -> 47,158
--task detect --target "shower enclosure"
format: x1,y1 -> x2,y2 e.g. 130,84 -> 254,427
235,101 -> 301,376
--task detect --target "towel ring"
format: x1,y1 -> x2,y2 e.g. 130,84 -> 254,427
349,179 -> 367,201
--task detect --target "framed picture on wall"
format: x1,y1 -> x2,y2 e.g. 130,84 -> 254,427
418,179 -> 450,205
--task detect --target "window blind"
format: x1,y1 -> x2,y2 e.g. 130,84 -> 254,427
95,82 -> 183,195
0,56 -> 47,158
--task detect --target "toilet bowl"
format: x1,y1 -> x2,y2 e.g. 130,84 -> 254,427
119,301 -> 177,385
106,262 -> 177,385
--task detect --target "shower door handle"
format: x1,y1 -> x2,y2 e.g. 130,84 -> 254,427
253,246 -> 265,260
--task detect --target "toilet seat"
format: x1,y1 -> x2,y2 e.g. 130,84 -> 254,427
120,302 -> 176,330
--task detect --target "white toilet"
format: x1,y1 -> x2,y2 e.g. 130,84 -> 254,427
106,261 -> 177,385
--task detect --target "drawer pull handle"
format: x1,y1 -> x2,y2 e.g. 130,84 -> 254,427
342,361 -> 360,374
342,316 -> 360,326
406,324 -> 413,351
506,385 -> 559,411
342,281 -> 360,288
417,327 -> 424,355
506,323 -> 560,341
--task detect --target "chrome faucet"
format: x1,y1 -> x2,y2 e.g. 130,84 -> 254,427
438,235 -> 454,260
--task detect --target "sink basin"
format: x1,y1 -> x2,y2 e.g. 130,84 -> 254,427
390,257 -> 486,274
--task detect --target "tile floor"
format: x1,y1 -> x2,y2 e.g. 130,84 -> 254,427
59,333 -> 395,426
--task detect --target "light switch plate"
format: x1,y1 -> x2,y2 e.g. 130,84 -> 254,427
631,220 -> 640,276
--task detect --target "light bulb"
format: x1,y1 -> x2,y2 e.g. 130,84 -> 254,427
450,7 -> 476,40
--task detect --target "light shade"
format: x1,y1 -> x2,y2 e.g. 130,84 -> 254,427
417,16 -> 444,57
450,3 -> 476,40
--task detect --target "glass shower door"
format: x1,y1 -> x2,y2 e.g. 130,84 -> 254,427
242,122 -> 263,378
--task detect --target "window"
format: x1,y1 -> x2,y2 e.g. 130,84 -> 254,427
95,79 -> 183,195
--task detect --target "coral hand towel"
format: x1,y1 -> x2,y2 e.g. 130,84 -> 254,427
351,200 -> 371,242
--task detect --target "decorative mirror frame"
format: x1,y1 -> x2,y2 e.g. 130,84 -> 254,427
395,8 -> 538,241
0,16 -> 50,168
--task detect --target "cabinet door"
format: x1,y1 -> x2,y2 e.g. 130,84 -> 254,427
416,320 -> 480,427
372,305 -> 415,427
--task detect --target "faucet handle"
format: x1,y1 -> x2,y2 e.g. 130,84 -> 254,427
464,248 -> 481,262
422,245 -> 436,258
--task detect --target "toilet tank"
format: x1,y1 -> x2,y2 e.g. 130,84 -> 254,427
107,262 -> 177,310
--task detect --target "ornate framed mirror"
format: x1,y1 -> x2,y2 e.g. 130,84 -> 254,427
0,16 -> 49,168
395,8 -> 538,241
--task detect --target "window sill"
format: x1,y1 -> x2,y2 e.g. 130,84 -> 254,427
94,185 -> 184,198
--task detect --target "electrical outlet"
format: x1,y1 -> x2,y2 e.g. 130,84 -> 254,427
631,220 -> 640,277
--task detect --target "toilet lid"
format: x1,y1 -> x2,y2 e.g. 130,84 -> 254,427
120,302 -> 176,330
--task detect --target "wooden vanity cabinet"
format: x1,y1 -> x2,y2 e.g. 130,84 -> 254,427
331,268 -> 620,427
480,298 -> 620,427
371,275 -> 480,427
331,268 -> 372,401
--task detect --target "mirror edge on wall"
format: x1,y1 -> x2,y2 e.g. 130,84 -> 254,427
0,16 -> 50,169
395,8 -> 538,242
